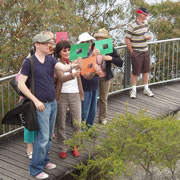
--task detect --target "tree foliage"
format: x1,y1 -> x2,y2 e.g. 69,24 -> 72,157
0,0 -> 126,73
0,0 -> 179,74
148,1 -> 180,40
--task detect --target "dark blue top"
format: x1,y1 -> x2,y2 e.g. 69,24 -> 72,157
81,75 -> 99,92
21,55 -> 57,102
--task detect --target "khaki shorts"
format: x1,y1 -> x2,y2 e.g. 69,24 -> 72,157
131,51 -> 150,75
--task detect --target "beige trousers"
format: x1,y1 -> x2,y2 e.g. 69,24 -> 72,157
56,93 -> 81,152
98,78 -> 111,123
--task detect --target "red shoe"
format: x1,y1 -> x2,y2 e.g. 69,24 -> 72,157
59,152 -> 67,159
72,147 -> 80,158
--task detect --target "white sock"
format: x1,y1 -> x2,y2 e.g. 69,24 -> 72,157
144,84 -> 149,90
132,85 -> 136,92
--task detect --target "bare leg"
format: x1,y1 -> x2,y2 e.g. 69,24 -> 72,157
131,73 -> 138,86
27,143 -> 33,153
142,72 -> 149,84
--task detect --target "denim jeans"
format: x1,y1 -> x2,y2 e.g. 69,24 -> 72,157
81,89 -> 98,126
30,99 -> 57,176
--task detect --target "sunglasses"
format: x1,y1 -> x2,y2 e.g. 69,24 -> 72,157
39,42 -> 50,45
62,49 -> 70,52
81,41 -> 91,44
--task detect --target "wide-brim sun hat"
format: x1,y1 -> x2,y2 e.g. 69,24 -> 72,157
32,34 -> 51,44
77,32 -> 96,44
136,7 -> 150,16
94,28 -> 111,39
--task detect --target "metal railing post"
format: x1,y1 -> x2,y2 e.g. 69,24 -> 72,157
124,48 -> 131,88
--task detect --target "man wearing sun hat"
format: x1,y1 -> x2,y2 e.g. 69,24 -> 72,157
18,33 -> 80,179
94,28 -> 123,125
125,7 -> 154,99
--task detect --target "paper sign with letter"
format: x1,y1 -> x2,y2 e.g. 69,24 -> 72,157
95,38 -> 113,55
69,43 -> 90,61
81,56 -> 96,75
56,32 -> 68,44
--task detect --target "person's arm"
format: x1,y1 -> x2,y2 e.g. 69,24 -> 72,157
103,48 -> 123,67
55,69 -> 80,83
18,74 -> 45,112
55,58 -> 82,72
55,62 -> 73,72
125,37 -> 133,55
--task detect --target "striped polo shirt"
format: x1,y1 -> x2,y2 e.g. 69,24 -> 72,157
126,20 -> 149,52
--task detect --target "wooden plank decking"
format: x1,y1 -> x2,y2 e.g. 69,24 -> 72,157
1,80 -> 180,180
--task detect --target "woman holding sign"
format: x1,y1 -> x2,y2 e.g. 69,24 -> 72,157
55,40 -> 83,159
94,28 -> 123,125
77,32 -> 102,127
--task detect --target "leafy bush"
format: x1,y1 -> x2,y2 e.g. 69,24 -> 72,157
65,108 -> 180,180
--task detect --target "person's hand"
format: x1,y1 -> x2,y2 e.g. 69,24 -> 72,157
94,64 -> 102,76
34,99 -> 45,112
92,47 -> 100,56
72,70 -> 81,78
94,49 -> 100,56
103,55 -> 112,61
145,35 -> 152,40
72,57 -> 82,70
144,33 -> 152,40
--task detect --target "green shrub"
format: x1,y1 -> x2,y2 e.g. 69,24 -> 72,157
65,108 -> 180,180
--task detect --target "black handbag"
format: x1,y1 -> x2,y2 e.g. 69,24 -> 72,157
21,98 -> 38,131
2,56 -> 39,131
2,98 -> 38,131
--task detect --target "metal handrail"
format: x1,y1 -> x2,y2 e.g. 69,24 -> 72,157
0,38 -> 180,138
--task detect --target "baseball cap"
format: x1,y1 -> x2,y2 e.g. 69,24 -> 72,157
136,7 -> 150,16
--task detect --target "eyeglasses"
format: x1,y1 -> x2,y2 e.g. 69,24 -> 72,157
39,42 -> 50,46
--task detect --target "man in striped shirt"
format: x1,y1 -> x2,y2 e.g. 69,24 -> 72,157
125,7 -> 154,99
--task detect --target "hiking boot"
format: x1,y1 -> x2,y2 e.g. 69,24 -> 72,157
35,172 -> 49,179
130,90 -> 136,99
143,88 -> 154,97
45,162 -> 56,170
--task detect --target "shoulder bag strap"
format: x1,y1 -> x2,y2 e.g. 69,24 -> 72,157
29,56 -> 35,95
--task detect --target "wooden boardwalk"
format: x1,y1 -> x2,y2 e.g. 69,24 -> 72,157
1,80 -> 180,180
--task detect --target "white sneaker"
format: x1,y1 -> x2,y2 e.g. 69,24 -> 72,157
143,88 -> 154,97
130,90 -> 136,99
102,120 -> 107,125
35,172 -> 49,179
26,151 -> 32,159
45,162 -> 56,170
